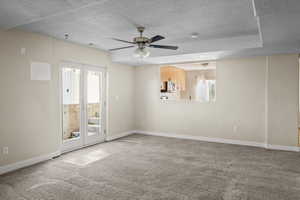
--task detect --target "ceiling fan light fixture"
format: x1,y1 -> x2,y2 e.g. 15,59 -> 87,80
133,47 -> 150,58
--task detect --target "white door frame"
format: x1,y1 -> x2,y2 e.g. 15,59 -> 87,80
59,61 -> 107,153
83,65 -> 107,146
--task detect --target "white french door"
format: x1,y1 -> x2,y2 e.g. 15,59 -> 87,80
60,62 -> 106,153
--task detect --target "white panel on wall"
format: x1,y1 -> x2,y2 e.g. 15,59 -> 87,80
30,62 -> 51,80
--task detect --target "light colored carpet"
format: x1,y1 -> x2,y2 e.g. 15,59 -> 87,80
1,134 -> 300,200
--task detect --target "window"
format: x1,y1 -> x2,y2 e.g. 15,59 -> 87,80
160,62 -> 216,102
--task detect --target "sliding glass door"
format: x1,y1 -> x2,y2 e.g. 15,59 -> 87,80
61,63 -> 106,152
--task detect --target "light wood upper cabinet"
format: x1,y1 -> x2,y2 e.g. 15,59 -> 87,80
160,66 -> 186,91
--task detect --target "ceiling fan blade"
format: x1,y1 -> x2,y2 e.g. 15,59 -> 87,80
109,46 -> 135,51
112,38 -> 135,44
150,35 -> 165,43
149,44 -> 178,50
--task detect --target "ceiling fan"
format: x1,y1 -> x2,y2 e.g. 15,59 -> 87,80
109,27 -> 178,58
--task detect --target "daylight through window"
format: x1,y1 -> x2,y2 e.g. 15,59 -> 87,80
160,62 -> 216,102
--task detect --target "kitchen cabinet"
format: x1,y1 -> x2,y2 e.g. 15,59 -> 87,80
160,66 -> 186,91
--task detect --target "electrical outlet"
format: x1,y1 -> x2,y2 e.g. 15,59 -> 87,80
3,147 -> 8,155
233,125 -> 238,133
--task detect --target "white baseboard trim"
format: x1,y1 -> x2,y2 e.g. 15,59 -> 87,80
135,130 -> 299,152
0,151 -> 61,175
266,144 -> 299,152
106,130 -> 135,141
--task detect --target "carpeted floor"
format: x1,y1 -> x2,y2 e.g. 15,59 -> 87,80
1,134 -> 300,200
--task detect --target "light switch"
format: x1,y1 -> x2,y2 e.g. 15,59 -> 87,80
3,147 -> 8,155
21,48 -> 26,55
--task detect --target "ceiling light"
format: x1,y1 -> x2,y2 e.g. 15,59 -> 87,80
191,33 -> 199,39
64,34 -> 69,40
133,48 -> 150,58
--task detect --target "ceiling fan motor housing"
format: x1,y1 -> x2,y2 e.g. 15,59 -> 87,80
134,36 -> 150,48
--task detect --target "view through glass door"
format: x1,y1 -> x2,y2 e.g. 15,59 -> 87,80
61,63 -> 106,152
85,70 -> 104,145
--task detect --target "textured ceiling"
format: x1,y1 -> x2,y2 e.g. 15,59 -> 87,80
0,0 -> 299,65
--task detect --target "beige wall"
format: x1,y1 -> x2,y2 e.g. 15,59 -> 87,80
267,54 -> 299,146
108,62 -> 135,137
0,30 -> 135,166
135,55 -> 299,147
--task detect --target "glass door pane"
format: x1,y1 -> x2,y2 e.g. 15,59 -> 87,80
86,70 -> 102,137
62,68 -> 81,142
